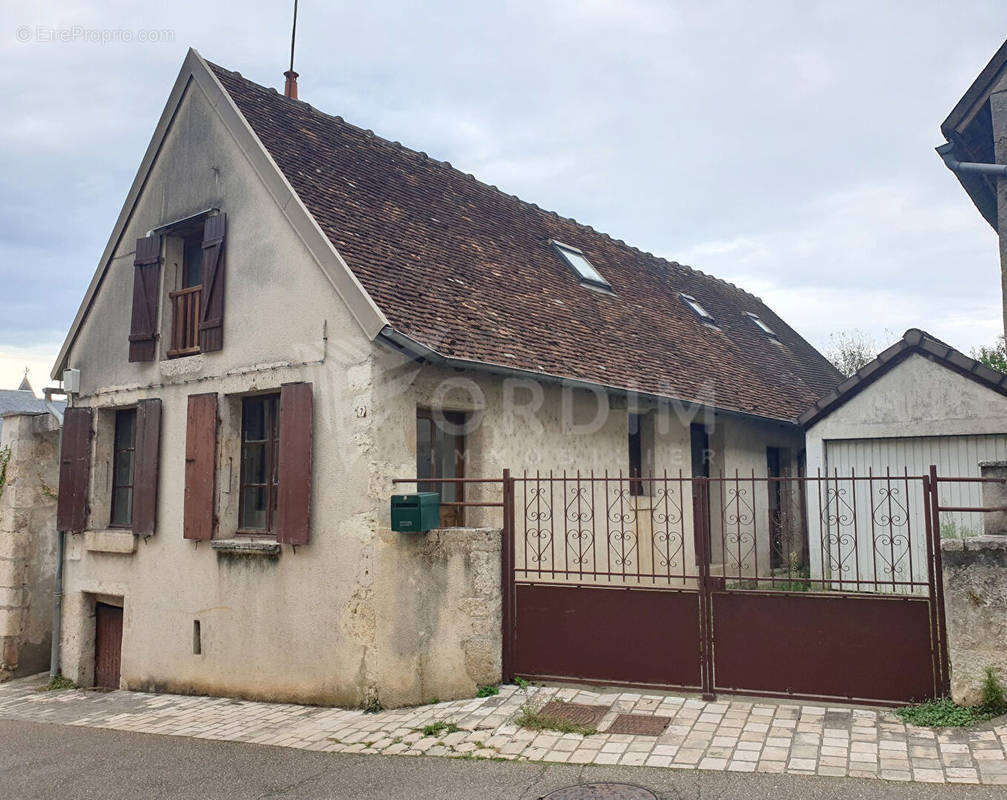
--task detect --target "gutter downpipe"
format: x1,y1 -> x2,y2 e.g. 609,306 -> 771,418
44,387 -> 67,680
936,142 -> 1007,177
376,325 -> 801,429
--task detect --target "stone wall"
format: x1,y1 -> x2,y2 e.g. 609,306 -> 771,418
941,536 -> 1007,705
0,412 -> 60,680
372,527 -> 502,708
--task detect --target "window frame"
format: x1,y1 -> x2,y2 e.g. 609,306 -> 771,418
109,408 -> 137,529
237,393 -> 281,535
746,311 -> 777,338
550,240 -> 611,291
680,293 -> 716,325
628,413 -> 643,497
181,230 -> 204,290
166,221 -> 206,359
416,408 -> 466,527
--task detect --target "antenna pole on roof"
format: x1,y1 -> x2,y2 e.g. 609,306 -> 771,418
283,0 -> 299,100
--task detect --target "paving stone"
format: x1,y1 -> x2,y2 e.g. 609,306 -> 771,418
2,676 -> 1006,788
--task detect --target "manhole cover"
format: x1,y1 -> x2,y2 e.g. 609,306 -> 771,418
606,713 -> 671,736
542,784 -> 658,800
537,701 -> 610,728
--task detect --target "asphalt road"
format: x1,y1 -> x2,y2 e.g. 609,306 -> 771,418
0,718 -> 1001,800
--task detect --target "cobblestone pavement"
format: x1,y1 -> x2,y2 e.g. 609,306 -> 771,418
2,675 -> 1006,786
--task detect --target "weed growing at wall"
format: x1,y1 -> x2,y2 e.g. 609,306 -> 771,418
980,668 -> 1007,713
0,445 -> 10,500
35,675 -> 77,692
476,684 -> 500,698
897,668 -> 1007,727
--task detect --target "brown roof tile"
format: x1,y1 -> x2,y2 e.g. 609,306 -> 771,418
210,63 -> 841,421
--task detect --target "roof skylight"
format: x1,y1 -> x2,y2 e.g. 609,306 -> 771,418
746,312 -> 777,337
680,293 -> 715,324
551,241 -> 610,290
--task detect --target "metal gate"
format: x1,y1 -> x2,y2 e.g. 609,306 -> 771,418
501,468 -> 955,705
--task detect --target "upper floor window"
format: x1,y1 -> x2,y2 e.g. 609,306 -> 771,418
183,232 -> 203,289
551,240 -> 611,291
168,223 -> 206,358
239,393 -> 280,534
110,408 -> 137,527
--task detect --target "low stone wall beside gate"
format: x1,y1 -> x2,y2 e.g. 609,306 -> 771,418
941,461 -> 1007,706
942,536 -> 1007,705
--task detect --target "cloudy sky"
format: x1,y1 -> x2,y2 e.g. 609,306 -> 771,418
1,1 -> 1004,392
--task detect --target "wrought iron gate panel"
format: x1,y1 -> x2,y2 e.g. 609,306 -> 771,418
501,468 -> 950,705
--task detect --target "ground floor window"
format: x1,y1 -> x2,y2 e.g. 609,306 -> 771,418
417,408 -> 466,527
110,408 -> 136,527
239,393 -> 280,533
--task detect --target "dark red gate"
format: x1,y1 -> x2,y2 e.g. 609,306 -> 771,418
502,469 -> 951,705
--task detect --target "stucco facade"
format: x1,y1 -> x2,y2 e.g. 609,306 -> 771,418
53,55 -> 812,708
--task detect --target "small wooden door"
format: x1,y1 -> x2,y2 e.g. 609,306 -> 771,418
94,603 -> 123,690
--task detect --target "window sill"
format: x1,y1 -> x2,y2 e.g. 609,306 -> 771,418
211,539 -> 280,557
84,530 -> 137,555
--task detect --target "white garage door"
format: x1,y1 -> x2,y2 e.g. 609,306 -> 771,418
826,434 -> 1007,540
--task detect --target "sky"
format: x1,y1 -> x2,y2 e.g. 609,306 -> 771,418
0,1 -> 1004,393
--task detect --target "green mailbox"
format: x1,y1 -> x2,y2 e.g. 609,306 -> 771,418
391,492 -> 440,532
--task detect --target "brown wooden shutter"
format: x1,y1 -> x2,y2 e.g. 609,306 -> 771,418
131,398 -> 162,536
128,236 -> 162,362
183,393 -> 217,541
57,406 -> 93,532
276,382 -> 313,545
198,213 -> 226,353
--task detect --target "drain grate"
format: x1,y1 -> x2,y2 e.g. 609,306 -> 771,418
606,713 -> 671,736
537,701 -> 610,728
542,783 -> 658,800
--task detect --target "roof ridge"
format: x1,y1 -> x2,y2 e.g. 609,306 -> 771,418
208,60 -> 762,302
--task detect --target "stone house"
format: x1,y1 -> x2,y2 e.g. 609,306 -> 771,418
50,49 -> 841,707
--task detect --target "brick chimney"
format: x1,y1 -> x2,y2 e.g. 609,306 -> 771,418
283,69 -> 299,100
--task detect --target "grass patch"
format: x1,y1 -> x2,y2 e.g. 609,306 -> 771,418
36,675 -> 77,692
476,684 -> 500,698
897,669 -> 1007,728
896,698 -> 998,728
515,704 -> 597,736
418,721 -> 461,737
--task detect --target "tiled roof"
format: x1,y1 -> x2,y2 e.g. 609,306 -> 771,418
799,329 -> 1007,427
211,63 -> 842,422
0,388 -> 50,438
